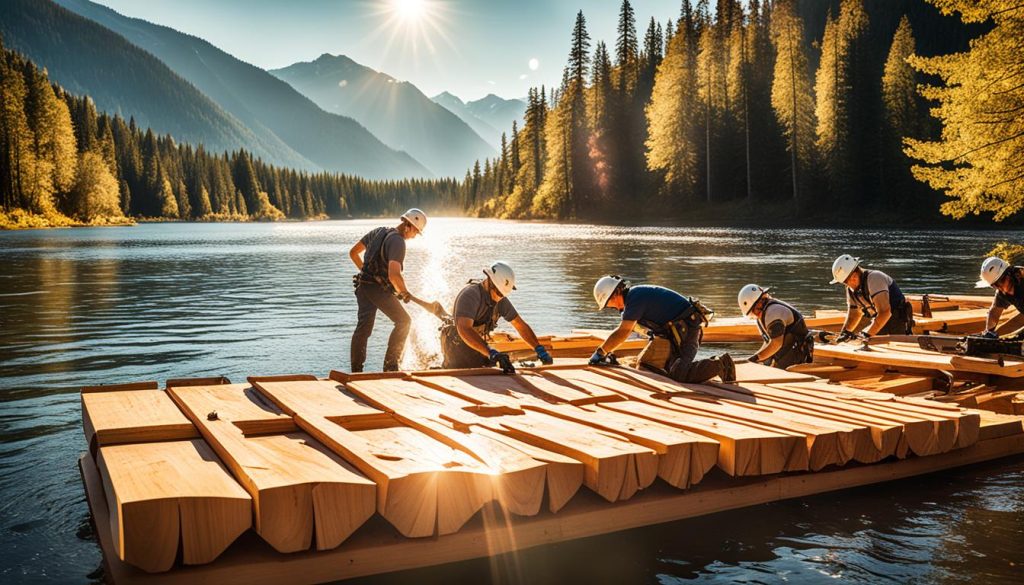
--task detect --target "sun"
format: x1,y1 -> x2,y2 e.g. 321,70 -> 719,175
391,0 -> 426,21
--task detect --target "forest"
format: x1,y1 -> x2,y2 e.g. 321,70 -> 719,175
1,0 -> 1022,228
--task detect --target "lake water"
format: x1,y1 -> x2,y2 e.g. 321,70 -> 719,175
1,219 -> 1023,583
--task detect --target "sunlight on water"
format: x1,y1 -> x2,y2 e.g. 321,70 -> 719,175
402,224 -> 455,369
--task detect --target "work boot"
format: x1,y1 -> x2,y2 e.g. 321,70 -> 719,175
719,353 -> 736,384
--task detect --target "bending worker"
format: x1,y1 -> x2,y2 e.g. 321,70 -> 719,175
976,256 -> 1024,337
830,254 -> 914,341
591,276 -> 735,384
349,208 -> 427,372
737,284 -> 813,368
441,261 -> 553,372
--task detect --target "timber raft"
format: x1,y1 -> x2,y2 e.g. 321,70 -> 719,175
79,361 -> 1024,584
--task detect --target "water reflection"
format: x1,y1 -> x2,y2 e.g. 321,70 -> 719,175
0,220 -> 1022,584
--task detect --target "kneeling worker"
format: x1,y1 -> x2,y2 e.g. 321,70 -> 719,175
349,208 -> 426,372
737,284 -> 813,368
591,276 -> 735,383
830,254 -> 913,341
441,261 -> 553,372
976,257 -> 1024,338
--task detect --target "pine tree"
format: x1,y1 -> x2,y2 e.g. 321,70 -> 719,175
905,1 -> 1024,220
0,48 -> 40,213
881,15 -> 919,203
646,20 -> 699,197
26,70 -> 76,212
770,0 -> 816,202
71,150 -> 121,220
695,0 -> 715,202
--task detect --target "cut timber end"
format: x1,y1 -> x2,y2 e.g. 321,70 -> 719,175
97,440 -> 251,573
168,384 -> 376,553
253,378 -> 493,538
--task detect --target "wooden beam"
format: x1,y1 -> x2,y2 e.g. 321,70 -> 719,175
96,440 -> 251,573
167,382 -> 375,553
82,387 -> 198,455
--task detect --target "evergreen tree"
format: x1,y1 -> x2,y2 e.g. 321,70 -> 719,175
770,0 -> 816,202
881,15 -> 920,204
71,150 -> 121,220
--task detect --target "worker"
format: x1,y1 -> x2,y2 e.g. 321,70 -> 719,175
976,256 -> 1024,338
348,208 -> 427,372
830,254 -> 914,342
591,276 -> 735,384
440,261 -> 553,373
737,284 -> 813,368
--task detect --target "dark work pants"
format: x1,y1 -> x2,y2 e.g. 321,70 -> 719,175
350,282 -> 411,372
876,301 -> 914,335
768,335 -> 813,370
440,325 -> 489,369
666,324 -> 723,384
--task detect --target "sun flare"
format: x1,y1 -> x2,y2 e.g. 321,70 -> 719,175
391,0 -> 426,22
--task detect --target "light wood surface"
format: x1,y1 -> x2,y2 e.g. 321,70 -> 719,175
96,440 -> 251,573
82,385 -> 197,452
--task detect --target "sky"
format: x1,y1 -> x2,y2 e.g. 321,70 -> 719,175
92,0 -> 683,102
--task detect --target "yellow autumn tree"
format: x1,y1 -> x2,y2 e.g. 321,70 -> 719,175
770,0 -> 816,201
905,1 -> 1024,220
645,26 -> 698,193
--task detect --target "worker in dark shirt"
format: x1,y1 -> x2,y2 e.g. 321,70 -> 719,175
829,254 -> 914,341
591,276 -> 735,384
441,261 -> 552,372
348,208 -> 427,372
977,256 -> 1024,337
737,284 -> 813,368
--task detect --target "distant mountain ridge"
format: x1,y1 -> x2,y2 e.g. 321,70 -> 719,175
0,0 -> 312,170
271,54 -> 496,178
50,0 -> 430,179
432,92 -> 526,149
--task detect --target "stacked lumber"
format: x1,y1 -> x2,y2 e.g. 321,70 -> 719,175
81,362 -> 1004,576
80,382 -> 250,573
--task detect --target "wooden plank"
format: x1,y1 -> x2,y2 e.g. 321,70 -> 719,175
167,383 -> 376,553
518,401 -> 719,489
80,432 -> 1024,585
252,378 -> 494,536
82,387 -> 198,453
813,341 -> 1024,378
732,362 -> 818,384
96,440 -> 251,573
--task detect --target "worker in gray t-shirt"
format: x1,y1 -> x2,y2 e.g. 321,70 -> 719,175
829,254 -> 914,341
440,261 -> 552,372
348,209 -> 427,372
737,284 -> 813,369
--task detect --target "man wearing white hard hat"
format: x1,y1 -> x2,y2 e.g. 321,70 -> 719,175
440,261 -> 552,373
348,208 -> 427,372
976,256 -> 1024,337
737,284 -> 813,368
591,275 -> 735,384
829,254 -> 913,342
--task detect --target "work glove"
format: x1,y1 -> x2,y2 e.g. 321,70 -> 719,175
747,354 -> 760,364
834,330 -> 855,344
535,345 -> 553,365
856,331 -> 871,341
981,330 -> 999,339
396,291 -> 411,303
588,349 -> 618,366
488,348 -> 516,374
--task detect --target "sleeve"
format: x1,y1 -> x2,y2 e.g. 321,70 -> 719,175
868,272 -> 890,298
766,320 -> 787,339
993,291 -> 1011,310
359,229 -> 373,246
453,287 -> 479,320
763,305 -> 790,339
384,233 -> 406,268
498,298 -> 519,322
620,291 -> 643,322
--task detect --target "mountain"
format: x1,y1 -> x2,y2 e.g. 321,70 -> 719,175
432,92 -> 526,150
0,0 -> 313,170
51,0 -> 430,179
271,54 -> 496,178
432,91 -> 502,149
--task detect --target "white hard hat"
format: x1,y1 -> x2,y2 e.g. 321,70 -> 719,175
483,261 -> 516,297
593,275 -> 623,310
400,208 -> 427,233
738,284 -> 769,316
977,256 -> 1010,288
830,254 -> 861,285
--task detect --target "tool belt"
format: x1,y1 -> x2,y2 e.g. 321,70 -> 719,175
656,307 -> 704,353
352,273 -> 395,294
767,317 -> 813,367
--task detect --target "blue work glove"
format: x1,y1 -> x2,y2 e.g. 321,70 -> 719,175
488,348 -> 501,364
981,330 -> 999,339
588,348 -> 604,366
535,345 -> 553,365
